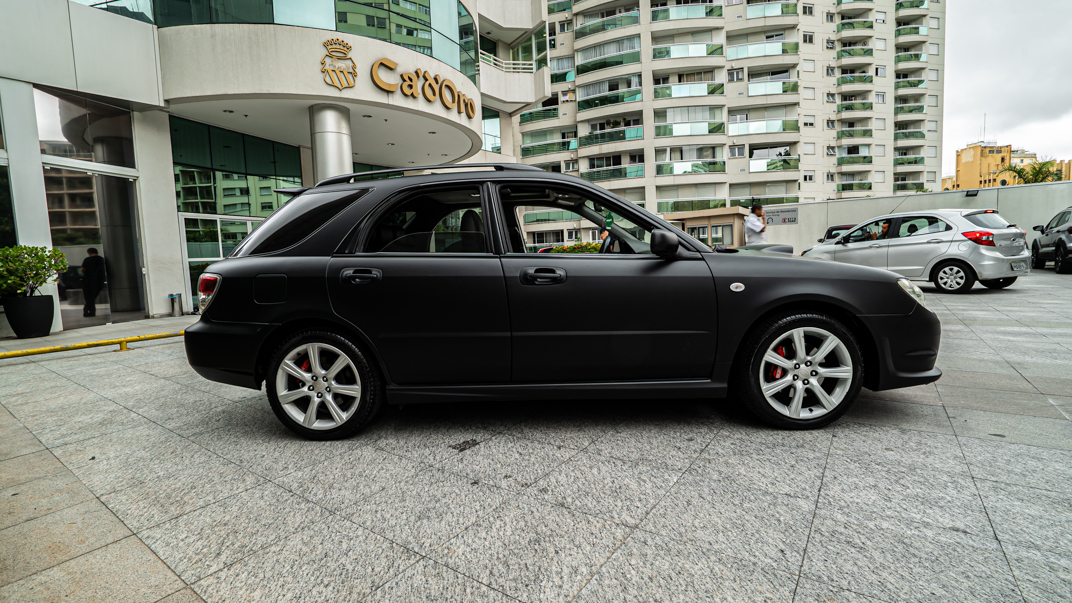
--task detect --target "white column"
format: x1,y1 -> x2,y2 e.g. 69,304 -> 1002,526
309,104 -> 353,183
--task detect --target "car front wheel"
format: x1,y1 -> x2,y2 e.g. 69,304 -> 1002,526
933,261 -> 976,293
266,330 -> 382,440
1031,243 -> 1046,270
1056,245 -> 1071,274
734,313 -> 863,429
980,277 -> 1017,289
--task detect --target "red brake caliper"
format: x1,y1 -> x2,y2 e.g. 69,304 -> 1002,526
770,346 -> 786,380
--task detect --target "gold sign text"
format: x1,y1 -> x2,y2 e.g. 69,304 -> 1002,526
371,58 -> 476,120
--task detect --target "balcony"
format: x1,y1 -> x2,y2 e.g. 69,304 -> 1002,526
577,87 -> 643,111
837,74 -> 873,86
837,155 -> 873,166
477,50 -> 551,113
746,1 -> 798,19
894,103 -> 927,115
655,160 -> 727,175
729,195 -> 799,207
895,78 -> 926,90
521,139 -> 578,157
578,126 -> 644,147
895,52 -> 928,64
749,156 -> 800,173
652,43 -> 724,60
576,50 -> 642,76
657,198 -> 727,213
523,210 -> 581,224
895,182 -> 927,192
837,128 -> 873,139
837,0 -> 873,4
837,19 -> 875,32
748,80 -> 799,96
727,119 -> 800,136
727,41 -> 800,60
837,182 -> 873,192
551,70 -> 575,83
896,0 -> 928,10
575,11 -> 640,41
653,82 -> 725,100
548,0 -> 572,14
895,155 -> 926,166
837,101 -> 873,112
652,4 -> 723,22
520,108 -> 559,125
896,25 -> 928,37
837,47 -> 874,60
894,129 -> 926,141
581,165 -> 645,182
655,121 -> 725,137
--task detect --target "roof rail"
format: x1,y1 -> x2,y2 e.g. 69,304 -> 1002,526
314,163 -> 546,188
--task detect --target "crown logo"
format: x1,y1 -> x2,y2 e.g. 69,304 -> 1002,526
323,38 -> 352,56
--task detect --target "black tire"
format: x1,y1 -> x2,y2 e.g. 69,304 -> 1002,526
980,277 -> 1017,290
1031,243 -> 1046,270
1056,245 -> 1071,274
732,312 -> 863,430
266,330 -> 383,440
932,260 -> 976,293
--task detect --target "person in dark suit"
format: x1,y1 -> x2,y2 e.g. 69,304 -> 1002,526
80,248 -> 106,317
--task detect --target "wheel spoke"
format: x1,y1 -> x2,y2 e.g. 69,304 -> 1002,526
763,351 -> 794,370
817,365 -> 852,380
809,382 -> 838,410
762,376 -> 793,396
811,335 -> 839,364
788,384 -> 805,418
791,329 -> 807,361
325,356 -> 349,381
281,360 -> 310,383
324,396 -> 346,425
331,384 -> 362,398
278,389 -> 308,405
307,344 -> 323,374
303,398 -> 320,427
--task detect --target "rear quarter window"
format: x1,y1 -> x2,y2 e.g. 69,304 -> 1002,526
964,213 -> 1012,229
238,189 -> 368,256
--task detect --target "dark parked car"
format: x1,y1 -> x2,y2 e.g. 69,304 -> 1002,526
821,224 -> 858,243
1032,206 -> 1072,273
185,164 -> 941,439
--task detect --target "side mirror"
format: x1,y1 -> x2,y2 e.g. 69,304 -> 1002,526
817,238 -> 825,243
651,230 -> 680,259
1032,225 -> 1044,232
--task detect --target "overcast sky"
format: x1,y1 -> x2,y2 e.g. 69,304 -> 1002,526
943,0 -> 1072,175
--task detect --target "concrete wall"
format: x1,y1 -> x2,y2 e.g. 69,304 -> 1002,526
765,181 -> 1072,253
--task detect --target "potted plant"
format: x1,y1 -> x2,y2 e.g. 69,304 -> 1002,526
0,245 -> 68,339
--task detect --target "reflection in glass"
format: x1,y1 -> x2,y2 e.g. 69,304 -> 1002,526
0,167 -> 15,248
72,0 -> 155,24
34,88 -> 135,168
185,217 -> 220,259
220,220 -> 250,256
175,166 -> 299,217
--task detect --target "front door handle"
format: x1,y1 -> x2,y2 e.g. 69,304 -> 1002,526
341,268 -> 382,285
927,239 -> 942,244
521,267 -> 567,285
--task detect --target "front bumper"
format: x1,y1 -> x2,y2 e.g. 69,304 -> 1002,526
859,304 -> 942,391
184,319 -> 277,390
970,246 -> 1031,281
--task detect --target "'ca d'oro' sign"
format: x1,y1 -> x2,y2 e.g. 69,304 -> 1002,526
371,58 -> 476,120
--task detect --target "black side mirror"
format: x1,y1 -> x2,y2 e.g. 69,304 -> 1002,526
817,238 -> 825,243
1033,225 -> 1044,232
651,230 -> 680,259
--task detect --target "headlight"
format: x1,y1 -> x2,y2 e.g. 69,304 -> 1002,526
897,278 -> 927,309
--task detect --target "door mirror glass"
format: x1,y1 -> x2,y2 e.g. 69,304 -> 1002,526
1033,225 -> 1044,232
651,230 -> 679,258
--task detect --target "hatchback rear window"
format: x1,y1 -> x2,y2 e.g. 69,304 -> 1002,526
964,212 -> 1012,229
239,190 -> 367,256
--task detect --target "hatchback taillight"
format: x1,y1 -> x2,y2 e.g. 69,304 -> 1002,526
961,231 -> 995,246
197,274 -> 221,312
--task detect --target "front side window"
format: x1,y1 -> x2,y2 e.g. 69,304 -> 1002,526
365,186 -> 487,253
846,219 -> 892,243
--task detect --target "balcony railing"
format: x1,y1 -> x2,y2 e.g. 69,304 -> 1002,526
576,50 -> 642,76
652,43 -> 724,60
896,0 -> 928,10
577,87 -> 643,111
837,19 -> 874,32
746,1 -> 797,19
837,0 -> 873,4
895,52 -> 928,63
838,101 -> 873,112
654,122 -> 726,137
548,0 -> 572,14
837,74 -> 873,85
578,126 -> 644,147
727,119 -> 800,136
749,156 -> 800,172
81,0 -> 154,24
895,182 -> 927,192
894,129 -> 926,140
895,155 -> 926,166
837,128 -> 873,139
837,182 -> 873,192
652,4 -> 723,22
837,47 -> 874,59
896,25 -> 928,37
895,78 -> 926,90
551,70 -> 575,83
894,104 -> 927,115
575,11 -> 640,40
837,155 -> 873,166
729,195 -> 799,208
581,165 -> 644,182
657,198 -> 727,213
655,160 -> 727,175
479,50 -> 536,73
523,210 -> 581,224
521,139 -> 578,157
520,108 -> 559,125
748,80 -> 799,96
727,41 -> 799,60
653,82 -> 725,99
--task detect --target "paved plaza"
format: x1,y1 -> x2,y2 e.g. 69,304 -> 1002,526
1,272 -> 1071,602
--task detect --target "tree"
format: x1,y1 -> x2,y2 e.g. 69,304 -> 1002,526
996,160 -> 1059,185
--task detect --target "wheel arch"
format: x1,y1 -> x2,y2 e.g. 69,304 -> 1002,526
928,257 -> 978,283
254,317 -> 392,388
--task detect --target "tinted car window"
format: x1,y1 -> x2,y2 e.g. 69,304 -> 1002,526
366,186 -> 487,253
897,216 -> 951,237
964,212 -> 1012,230
239,190 -> 367,255
1056,212 -> 1071,228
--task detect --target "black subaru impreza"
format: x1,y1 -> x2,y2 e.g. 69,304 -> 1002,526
185,164 -> 941,439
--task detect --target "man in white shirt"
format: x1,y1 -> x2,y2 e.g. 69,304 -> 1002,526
745,204 -> 768,245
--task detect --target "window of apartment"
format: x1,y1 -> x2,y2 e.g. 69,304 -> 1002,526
876,11 -> 886,23
825,39 -> 836,49
927,171 -> 937,183
826,119 -> 836,129
874,145 -> 885,156
729,145 -> 745,158
929,17 -> 940,29
259,186 -> 272,195
803,143 -> 816,155
826,172 -> 835,183
927,95 -> 939,106
803,32 -> 814,44
876,38 -> 886,51
802,115 -> 815,127
929,43 -> 940,56
629,153 -> 644,164
560,91 -> 575,102
566,229 -> 579,241
803,87 -> 816,100
588,155 -> 622,169
926,146 -> 938,158
875,66 -> 886,77
803,60 -> 815,72
559,21 -> 572,33
876,92 -> 886,103
728,69 -> 744,82
825,146 -> 837,156
826,93 -> 837,103
825,13 -> 834,23
563,160 -> 578,171
927,120 -> 938,132
875,118 -> 886,130
804,171 -> 815,182
652,75 -> 670,85
825,66 -> 836,77
875,171 -> 885,183
260,202 -> 273,211
802,4 -> 814,16
928,69 -> 939,81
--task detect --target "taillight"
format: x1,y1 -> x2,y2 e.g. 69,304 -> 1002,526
961,231 -> 995,246
197,274 -> 221,312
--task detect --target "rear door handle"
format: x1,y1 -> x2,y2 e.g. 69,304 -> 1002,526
521,267 -> 566,285
341,268 -> 382,285
927,239 -> 942,244
869,244 -> 881,249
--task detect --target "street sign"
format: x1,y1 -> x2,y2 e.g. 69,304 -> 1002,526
765,207 -> 799,226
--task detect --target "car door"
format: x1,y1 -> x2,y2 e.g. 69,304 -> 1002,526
1041,211 -> 1069,258
831,218 -> 893,269
326,182 -> 511,385
492,181 -> 718,383
885,215 -> 956,277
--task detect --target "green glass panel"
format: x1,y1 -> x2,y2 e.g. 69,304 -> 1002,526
747,80 -> 799,96
524,210 -> 581,223
654,122 -> 725,137
520,108 -> 559,124
837,47 -> 874,59
576,50 -> 641,75
895,52 -> 927,63
746,2 -> 797,18
169,117 -> 211,169
243,136 -> 275,177
728,41 -> 798,60
837,75 -> 874,85
657,198 -> 726,213
548,0 -> 572,14
895,26 -> 928,36
655,160 -> 726,175
577,88 -> 643,111
651,4 -> 722,21
837,155 -> 873,165
837,182 -> 873,192
895,79 -> 927,89
894,104 -> 927,115
0,167 -> 15,248
894,130 -> 927,140
652,43 -> 723,59
895,0 -> 928,9
274,141 -> 302,178
581,165 -> 644,182
837,20 -> 874,32
653,82 -> 724,99
837,102 -> 874,112
894,182 -> 927,192
578,126 -> 644,147
729,196 -> 798,208
551,70 -> 575,83
727,119 -> 800,136
574,11 -> 640,40
837,128 -> 873,138
895,156 -> 926,166
521,139 -> 578,157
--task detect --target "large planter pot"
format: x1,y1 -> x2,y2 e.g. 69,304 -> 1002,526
2,295 -> 55,339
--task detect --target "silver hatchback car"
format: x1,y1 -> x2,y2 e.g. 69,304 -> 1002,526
802,209 -> 1030,293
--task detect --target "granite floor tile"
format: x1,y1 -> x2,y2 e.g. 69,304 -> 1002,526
0,429 -> 45,462
17,399 -> 154,449
583,418 -> 721,471
575,530 -> 797,603
159,588 -> 208,603
0,470 -> 95,530
938,388 -> 1067,419
958,437 -> 1072,493
0,536 -> 183,603
1003,543 -> 1072,603
935,356 -> 1019,374
709,422 -> 834,454
140,482 -> 330,582
275,445 -> 427,513
857,384 -> 943,406
693,437 -> 827,499
0,450 -> 63,491
842,398 -> 954,433
193,520 -> 418,603
947,408 -> 1072,450
792,579 -> 887,603
976,480 -> 1072,556
365,420 -> 502,465
434,497 -> 630,603
828,422 -> 969,474
0,499 -> 131,587
363,558 -> 515,603
437,434 -> 578,492
1024,375 -> 1072,396
505,412 -> 618,450
1009,361 -> 1072,379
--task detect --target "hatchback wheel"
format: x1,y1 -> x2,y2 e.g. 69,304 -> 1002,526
933,261 -> 976,293
1031,244 -> 1046,270
734,313 -> 862,429
980,277 -> 1017,290
1056,246 -> 1071,274
266,331 -> 382,440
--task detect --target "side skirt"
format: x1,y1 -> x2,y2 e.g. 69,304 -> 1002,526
386,379 -> 727,405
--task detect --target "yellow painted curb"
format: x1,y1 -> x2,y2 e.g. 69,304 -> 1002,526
0,331 -> 185,359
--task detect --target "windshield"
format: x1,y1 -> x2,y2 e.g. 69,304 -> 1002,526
964,212 -> 1012,230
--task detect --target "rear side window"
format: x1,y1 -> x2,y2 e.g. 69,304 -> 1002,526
240,190 -> 367,255
964,212 -> 1012,229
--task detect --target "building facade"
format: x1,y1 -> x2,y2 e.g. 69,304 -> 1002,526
511,0 -> 946,248
942,142 -> 1070,191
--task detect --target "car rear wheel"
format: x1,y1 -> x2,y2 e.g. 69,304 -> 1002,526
933,261 -> 976,293
266,330 -> 382,440
980,277 -> 1017,289
734,313 -> 863,430
1031,243 -> 1046,270
1056,245 -> 1071,274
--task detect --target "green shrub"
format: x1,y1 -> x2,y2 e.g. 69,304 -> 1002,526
546,241 -> 603,254
0,245 -> 68,297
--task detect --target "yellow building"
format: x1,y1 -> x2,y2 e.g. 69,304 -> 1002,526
943,142 -> 1071,190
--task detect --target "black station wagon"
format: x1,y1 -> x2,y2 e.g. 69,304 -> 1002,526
185,164 -> 941,439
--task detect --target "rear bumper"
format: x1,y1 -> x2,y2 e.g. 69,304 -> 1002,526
972,247 -> 1031,281
859,305 -> 942,391
184,319 -> 276,390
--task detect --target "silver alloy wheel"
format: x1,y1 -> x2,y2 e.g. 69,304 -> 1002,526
937,265 -> 967,291
275,343 -> 362,430
759,327 -> 853,420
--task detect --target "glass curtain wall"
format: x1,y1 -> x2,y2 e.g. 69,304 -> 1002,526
482,108 -> 501,153
0,168 -> 14,248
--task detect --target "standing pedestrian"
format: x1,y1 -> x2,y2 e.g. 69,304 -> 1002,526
80,248 -> 106,317
745,204 -> 768,245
